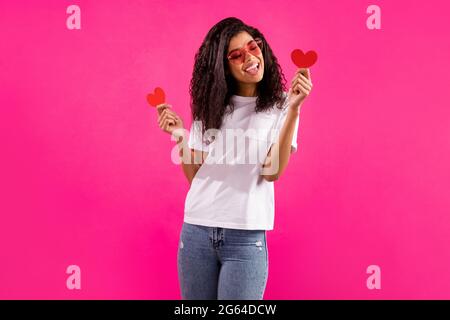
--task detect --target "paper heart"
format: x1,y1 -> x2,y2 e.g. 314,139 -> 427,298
146,87 -> 166,107
291,49 -> 318,68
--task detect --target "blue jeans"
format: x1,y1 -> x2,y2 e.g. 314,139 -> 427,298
177,222 -> 269,300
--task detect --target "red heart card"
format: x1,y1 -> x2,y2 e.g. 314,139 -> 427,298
146,87 -> 166,107
291,49 -> 318,68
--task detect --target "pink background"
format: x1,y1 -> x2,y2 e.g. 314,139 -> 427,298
1,0 -> 449,299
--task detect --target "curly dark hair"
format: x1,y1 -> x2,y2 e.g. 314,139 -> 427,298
189,17 -> 287,137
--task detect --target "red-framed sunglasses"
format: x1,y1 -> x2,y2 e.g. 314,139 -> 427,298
227,38 -> 263,64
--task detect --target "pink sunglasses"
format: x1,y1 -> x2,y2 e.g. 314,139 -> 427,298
227,38 -> 263,64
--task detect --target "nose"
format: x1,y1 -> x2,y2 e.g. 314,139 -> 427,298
244,50 -> 256,63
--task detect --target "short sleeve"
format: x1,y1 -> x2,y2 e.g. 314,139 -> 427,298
188,120 -> 210,152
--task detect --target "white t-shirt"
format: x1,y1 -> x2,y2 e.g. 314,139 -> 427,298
184,92 -> 300,230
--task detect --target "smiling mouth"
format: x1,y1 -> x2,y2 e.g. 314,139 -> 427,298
244,62 -> 260,75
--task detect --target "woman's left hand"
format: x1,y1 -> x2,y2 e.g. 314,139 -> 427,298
288,68 -> 313,111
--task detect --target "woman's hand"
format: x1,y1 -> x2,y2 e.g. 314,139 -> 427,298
287,68 -> 313,111
156,103 -> 184,138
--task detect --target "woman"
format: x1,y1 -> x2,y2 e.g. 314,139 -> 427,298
156,17 -> 313,299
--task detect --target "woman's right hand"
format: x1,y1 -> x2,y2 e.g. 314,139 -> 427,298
156,103 -> 184,137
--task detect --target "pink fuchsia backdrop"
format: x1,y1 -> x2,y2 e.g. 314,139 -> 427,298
1,0 -> 449,299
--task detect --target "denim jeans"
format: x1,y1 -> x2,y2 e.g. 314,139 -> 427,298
177,221 -> 269,300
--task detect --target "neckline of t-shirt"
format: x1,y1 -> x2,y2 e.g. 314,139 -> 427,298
230,95 -> 258,103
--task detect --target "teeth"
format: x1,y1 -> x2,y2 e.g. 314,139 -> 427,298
245,63 -> 259,71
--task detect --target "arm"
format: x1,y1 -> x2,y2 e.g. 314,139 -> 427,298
261,67 -> 313,182
175,131 -> 208,185
261,107 -> 300,181
156,104 -> 208,185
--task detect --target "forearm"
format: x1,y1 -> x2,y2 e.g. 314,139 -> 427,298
175,131 -> 203,184
262,107 -> 300,181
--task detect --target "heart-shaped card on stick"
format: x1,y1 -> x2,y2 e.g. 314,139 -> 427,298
291,49 -> 318,68
147,87 -> 166,107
